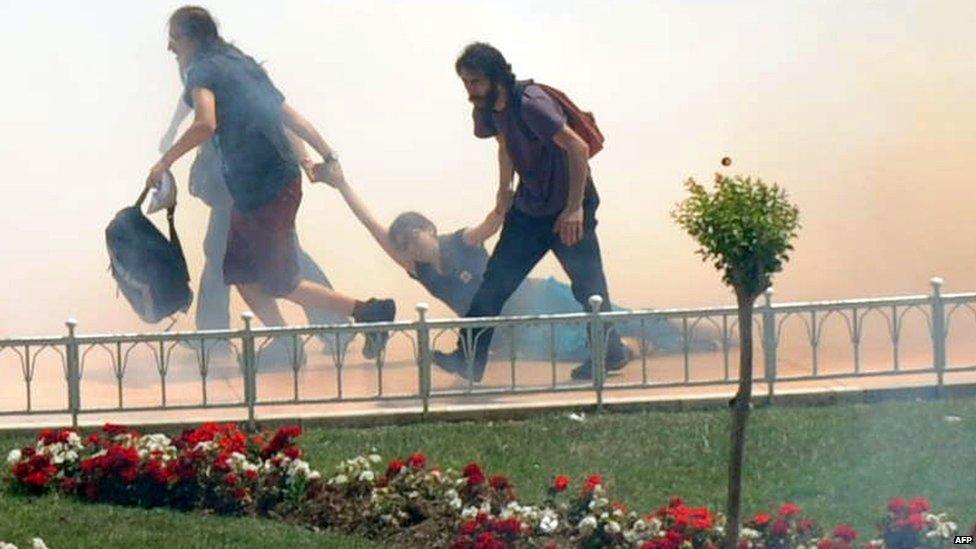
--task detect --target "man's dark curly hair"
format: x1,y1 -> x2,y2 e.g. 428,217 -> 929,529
455,42 -> 516,90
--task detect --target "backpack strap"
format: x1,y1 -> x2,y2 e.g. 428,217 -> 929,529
509,79 -> 536,140
166,206 -> 183,254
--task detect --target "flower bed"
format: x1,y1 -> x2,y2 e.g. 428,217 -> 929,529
3,423 -> 967,548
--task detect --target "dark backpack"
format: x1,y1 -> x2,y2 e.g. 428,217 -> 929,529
105,186 -> 193,324
511,80 -> 605,157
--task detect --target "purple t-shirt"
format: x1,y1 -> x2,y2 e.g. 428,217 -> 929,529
474,84 -> 581,217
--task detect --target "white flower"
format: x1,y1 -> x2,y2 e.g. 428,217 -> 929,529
30,540 -> 48,549
449,497 -> 463,510
308,471 -> 321,481
632,519 -> 647,532
329,474 -> 349,485
368,454 -> 382,464
0,542 -> 17,549
578,515 -> 598,533
604,520 -> 621,534
444,489 -> 458,501
540,511 -> 559,534
461,506 -> 478,520
193,441 -> 216,453
741,528 -> 762,540
6,449 -> 22,466
358,470 -> 375,483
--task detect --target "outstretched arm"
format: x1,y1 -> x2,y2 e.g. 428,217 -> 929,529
333,180 -> 415,273
462,189 -> 511,246
279,102 -> 348,187
462,134 -> 515,246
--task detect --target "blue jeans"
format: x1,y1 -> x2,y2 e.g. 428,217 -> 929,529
457,195 -> 628,377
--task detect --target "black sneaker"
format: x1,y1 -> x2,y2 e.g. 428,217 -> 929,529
432,349 -> 483,383
570,345 -> 633,381
353,299 -> 396,359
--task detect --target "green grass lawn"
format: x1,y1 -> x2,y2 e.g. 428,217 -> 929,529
2,398 -> 975,548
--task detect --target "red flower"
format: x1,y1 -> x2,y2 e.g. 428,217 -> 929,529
283,446 -> 301,460
552,475 -> 570,492
751,513 -> 772,528
102,423 -> 131,436
909,497 -> 931,514
260,425 -> 302,459
462,520 -> 479,535
906,513 -> 925,531
798,519 -> 815,533
489,475 -> 510,491
463,462 -> 485,486
772,518 -> 790,536
584,474 -> 602,492
225,473 -> 239,487
25,471 -> 52,488
245,469 -> 258,481
386,458 -> 406,478
779,502 -> 801,518
887,497 -> 909,515
669,496 -> 685,507
490,517 -> 522,536
233,487 -> 247,500
833,524 -> 858,543
817,541 -> 834,549
21,447 -> 36,458
59,477 -> 79,493
407,452 -> 426,469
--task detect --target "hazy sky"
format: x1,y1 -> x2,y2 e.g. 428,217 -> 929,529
1,0 -> 974,336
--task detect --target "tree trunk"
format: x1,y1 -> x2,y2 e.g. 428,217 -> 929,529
724,292 -> 755,549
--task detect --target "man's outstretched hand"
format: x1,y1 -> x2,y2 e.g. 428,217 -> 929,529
554,206 -> 584,246
303,157 -> 346,187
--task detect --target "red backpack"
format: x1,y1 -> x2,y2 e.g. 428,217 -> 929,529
512,80 -> 605,157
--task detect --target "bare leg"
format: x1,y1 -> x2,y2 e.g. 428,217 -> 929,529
281,280 -> 358,317
236,284 -> 288,327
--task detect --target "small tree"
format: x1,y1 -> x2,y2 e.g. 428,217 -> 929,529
672,173 -> 800,548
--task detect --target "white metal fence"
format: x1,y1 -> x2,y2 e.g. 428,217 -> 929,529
1,277 -> 975,429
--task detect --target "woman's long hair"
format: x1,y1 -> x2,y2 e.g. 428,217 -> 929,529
169,6 -> 240,60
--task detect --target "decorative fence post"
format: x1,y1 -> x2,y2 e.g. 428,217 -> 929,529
761,289 -> 777,404
241,312 -> 257,430
588,295 -> 606,411
65,318 -> 80,429
930,277 -> 947,396
415,303 -> 432,416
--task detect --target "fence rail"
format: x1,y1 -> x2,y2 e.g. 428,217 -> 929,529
2,277 -> 975,429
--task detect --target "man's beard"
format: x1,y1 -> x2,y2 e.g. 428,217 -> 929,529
471,84 -> 499,110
